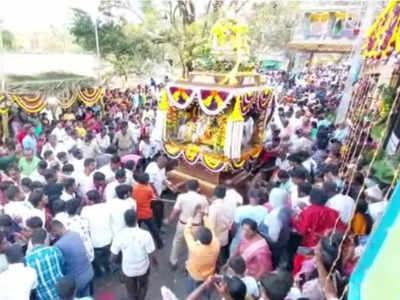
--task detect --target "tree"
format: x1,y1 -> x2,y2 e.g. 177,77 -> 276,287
97,0 -> 223,78
2,30 -> 16,50
248,1 -> 300,54
69,7 -> 162,81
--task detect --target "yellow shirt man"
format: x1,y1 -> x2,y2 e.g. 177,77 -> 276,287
184,216 -> 220,282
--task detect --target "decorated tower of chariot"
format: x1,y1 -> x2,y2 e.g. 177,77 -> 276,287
153,19 -> 276,195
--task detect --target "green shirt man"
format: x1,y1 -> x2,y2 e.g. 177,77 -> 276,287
18,149 -> 40,177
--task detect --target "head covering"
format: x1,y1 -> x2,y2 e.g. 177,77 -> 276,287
269,188 -> 289,209
365,184 -> 383,202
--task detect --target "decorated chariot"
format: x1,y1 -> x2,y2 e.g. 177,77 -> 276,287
153,19 -> 275,194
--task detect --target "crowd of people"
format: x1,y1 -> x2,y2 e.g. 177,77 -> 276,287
0,68 -> 389,300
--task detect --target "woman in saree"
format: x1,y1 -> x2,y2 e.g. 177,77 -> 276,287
230,218 -> 273,279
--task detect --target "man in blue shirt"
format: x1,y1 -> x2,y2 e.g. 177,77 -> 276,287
22,125 -> 38,155
56,277 -> 93,300
51,220 -> 94,298
25,229 -> 64,300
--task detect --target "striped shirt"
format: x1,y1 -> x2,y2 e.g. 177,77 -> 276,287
25,245 -> 64,300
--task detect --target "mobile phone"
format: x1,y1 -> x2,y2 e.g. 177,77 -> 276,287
297,246 -> 314,256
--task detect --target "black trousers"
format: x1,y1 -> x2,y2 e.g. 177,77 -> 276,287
151,200 -> 164,229
93,244 -> 110,276
124,268 -> 150,300
139,218 -> 164,249
218,244 -> 230,268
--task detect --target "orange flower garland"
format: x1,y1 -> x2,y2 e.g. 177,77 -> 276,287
0,94 -> 9,114
57,91 -> 78,110
78,88 -> 104,106
363,0 -> 400,60
10,93 -> 47,113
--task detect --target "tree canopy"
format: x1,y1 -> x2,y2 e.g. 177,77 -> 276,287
69,7 -> 163,81
69,0 -> 300,80
2,30 -> 16,50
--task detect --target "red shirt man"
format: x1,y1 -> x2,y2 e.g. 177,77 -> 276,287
131,172 -> 164,249
132,173 -> 155,220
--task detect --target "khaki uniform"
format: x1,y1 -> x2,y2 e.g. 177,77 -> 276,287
169,191 -> 208,266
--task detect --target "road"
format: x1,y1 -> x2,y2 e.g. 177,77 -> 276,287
93,202 -> 189,300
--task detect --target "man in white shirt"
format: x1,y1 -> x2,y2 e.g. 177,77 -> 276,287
98,154 -> 122,184
289,129 -> 313,154
104,168 -> 128,202
324,181 -> 354,224
109,184 -> 136,237
70,148 -> 85,175
96,128 -> 111,153
224,180 -> 243,217
51,122 -> 68,144
209,186 -> 234,264
365,184 -> 386,223
141,105 -> 155,123
139,136 -> 151,161
127,118 -> 141,145
80,190 -> 113,277
145,156 -> 168,197
60,178 -> 77,202
4,185 -> 31,227
28,160 -> 47,184
0,244 -> 37,300
111,209 -> 156,300
75,158 -> 96,198
145,156 -> 170,229
41,135 -> 61,158
81,134 -> 100,159
164,180 -> 208,269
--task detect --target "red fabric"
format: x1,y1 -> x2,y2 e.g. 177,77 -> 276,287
293,254 -> 306,276
37,137 -> 46,156
16,130 -> 27,145
260,149 -> 274,164
292,204 -> 345,248
141,125 -> 149,138
90,121 -> 102,133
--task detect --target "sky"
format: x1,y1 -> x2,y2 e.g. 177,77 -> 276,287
1,0 -> 102,32
1,0 -> 203,33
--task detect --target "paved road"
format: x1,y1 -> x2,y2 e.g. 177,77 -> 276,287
93,203 -> 190,300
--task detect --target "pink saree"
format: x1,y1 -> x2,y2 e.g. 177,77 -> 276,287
238,234 -> 273,279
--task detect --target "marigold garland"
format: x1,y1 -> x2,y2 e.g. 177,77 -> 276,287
0,95 -> 9,114
10,94 -> 47,113
362,0 -> 400,60
58,91 -> 78,110
163,141 -> 263,172
78,88 -> 104,107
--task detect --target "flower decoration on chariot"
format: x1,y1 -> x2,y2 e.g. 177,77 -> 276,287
200,90 -> 229,110
184,144 -> 201,164
362,0 -> 400,59
211,18 -> 250,56
169,87 -> 194,105
258,89 -> 272,110
201,153 -> 226,173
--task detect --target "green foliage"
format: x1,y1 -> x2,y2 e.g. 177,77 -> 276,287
378,84 -> 396,117
248,1 -> 300,53
371,156 -> 399,185
69,7 -> 163,78
70,0 -> 298,78
2,30 -> 16,50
